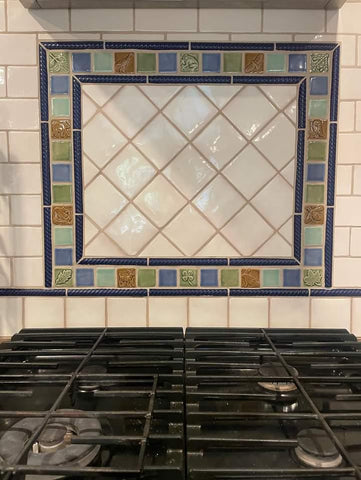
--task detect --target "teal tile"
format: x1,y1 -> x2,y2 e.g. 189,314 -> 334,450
51,97 -> 70,117
97,269 -> 115,287
267,53 -> 285,72
309,99 -> 328,118
93,52 -> 113,72
304,226 -> 323,246
54,227 -> 73,246
262,269 -> 280,287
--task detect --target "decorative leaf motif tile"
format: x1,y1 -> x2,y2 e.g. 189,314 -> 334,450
54,268 -> 73,287
310,53 -> 329,73
49,52 -> 70,74
303,269 -> 323,287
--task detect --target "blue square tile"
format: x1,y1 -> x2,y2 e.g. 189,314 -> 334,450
52,164 -> 72,182
159,269 -> 177,287
200,269 -> 218,287
55,248 -> 73,266
50,76 -> 69,95
304,248 -> 323,266
310,76 -> 328,95
307,163 -> 325,182
159,52 -> 177,73
289,54 -> 307,72
202,53 -> 221,73
76,268 -> 94,287
72,53 -> 91,72
283,269 -> 301,287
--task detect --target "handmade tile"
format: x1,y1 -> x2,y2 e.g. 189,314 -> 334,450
202,53 -> 220,73
50,75 -> 69,95
308,99 -> 328,118
304,226 -> 323,246
117,268 -> 136,288
49,51 -> 69,74
52,141 -> 71,161
7,66 -> 38,98
241,269 -> 260,288
93,52 -> 112,72
267,53 -> 285,72
310,76 -> 328,95
52,164 -> 72,183
283,269 -> 301,287
244,53 -> 264,73
221,269 -> 239,287
303,269 -> 323,287
53,185 -> 72,203
51,120 -> 71,139
288,53 -> 307,72
72,52 -> 91,72
54,268 -> 73,287
223,52 -> 242,72
159,269 -> 177,287
137,269 -> 156,287
13,258 -> 43,287
51,97 -> 70,117
201,269 -> 218,287
307,163 -> 325,182
262,269 -> 280,287
76,268 -> 94,287
54,227 -> 73,246
270,297 -> 309,328
114,52 -> 134,74
304,248 -> 323,267
308,142 -> 327,161
304,205 -> 325,225
158,52 -> 177,73
54,248 -> 73,266
52,205 -> 73,225
305,184 -> 324,204
308,119 -> 328,140
137,52 -> 156,72
180,52 -> 199,72
97,269 -> 115,287
180,268 -> 198,287
310,53 -> 329,73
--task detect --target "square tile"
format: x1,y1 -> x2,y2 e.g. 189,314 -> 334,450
229,298 -> 268,328
66,298 -> 105,327
159,269 -> 177,287
137,52 -> 156,72
307,163 -> 325,182
76,268 -> 94,287
13,257 -> 43,287
202,53 -> 220,73
117,268 -> 136,288
7,66 -> 38,98
244,53 -> 264,73
180,53 -> 199,72
289,53 -> 307,72
9,132 -> 40,163
305,184 -> 324,204
304,205 -> 324,225
52,141 -> 71,161
49,52 -> 69,74
51,120 -> 71,139
50,75 -> 69,95
221,269 -> 239,287
159,52 -> 177,72
114,52 -> 134,73
180,268 -> 198,287
310,53 -> 329,73
304,226 -> 323,246
54,248 -> 73,266
241,269 -> 260,288
97,269 -> 115,287
51,97 -> 70,117
200,269 -> 218,287
52,164 -> 72,182
223,52 -> 242,72
10,195 -> 41,225
138,269 -> 156,287
93,52 -> 113,72
309,99 -> 328,118
308,119 -> 328,140
270,297 -> 309,328
54,227 -> 73,246
54,268 -> 73,287
149,298 -> 186,328
308,141 -> 326,161
283,269 -> 301,287
52,205 -> 73,225
53,185 -> 72,203
262,269 -> 280,287
311,298 -> 350,329
267,53 -> 285,72
189,297 -> 227,327
72,52 -> 91,72
304,268 -> 323,287
310,76 -> 328,95
108,298 -> 146,327
304,248 -> 323,266
25,298 -> 64,328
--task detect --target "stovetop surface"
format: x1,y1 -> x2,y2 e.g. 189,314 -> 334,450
0,327 -> 360,480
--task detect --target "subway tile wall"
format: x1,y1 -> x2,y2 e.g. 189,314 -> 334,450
1,0 -> 361,334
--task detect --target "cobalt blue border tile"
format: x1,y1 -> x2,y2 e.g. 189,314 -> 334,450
75,215 -> 83,263
73,131 -> 83,214
295,130 -> 305,214
311,289 -> 361,296
41,123 -> 51,206
149,76 -> 231,84
76,75 -> 147,84
230,288 -> 309,296
325,207 -> 334,288
41,41 -> 104,50
233,76 -> 303,85
79,258 -> 147,265
72,78 -> 82,130
276,43 -> 337,51
149,289 -> 228,296
230,258 -> 299,266
67,289 -> 148,296
43,207 -> 52,288
294,214 -> 302,262
105,41 -> 189,50
330,46 -> 340,122
149,258 -> 227,266
0,289 -> 66,296
191,42 -> 274,51
327,123 -> 337,207
298,79 -> 306,129
39,46 -> 48,122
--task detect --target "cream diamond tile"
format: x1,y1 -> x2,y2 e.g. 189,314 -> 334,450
285,99 -> 297,124
134,175 -> 186,227
223,145 -> 276,200
254,233 -> 293,257
196,234 -> 239,257
164,145 -> 216,199
281,159 -> 295,186
253,113 -> 296,170
82,95 -> 98,125
279,217 -> 293,245
82,84 -> 121,107
83,113 -> 127,168
259,85 -> 297,109
198,85 -> 242,109
103,85 -> 157,138
83,155 -> 99,186
193,176 -> 245,228
105,204 -> 157,256
84,216 -> 98,244
163,86 -> 217,139
193,115 -> 246,170
103,144 -> 155,198
85,232 -> 125,257
163,205 -> 215,256
139,85 -> 181,108
221,205 -> 273,256
84,175 -> 127,228
223,86 -> 277,139
139,233 -> 183,257
133,115 -> 187,169
252,175 -> 293,229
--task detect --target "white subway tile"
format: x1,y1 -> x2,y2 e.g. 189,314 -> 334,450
7,0 -> 69,31
71,9 -> 132,31
354,165 -> 361,194
338,134 -> 361,164
9,132 -> 40,163
0,164 -> 40,194
335,197 -> 361,226
168,33 -> 229,41
0,258 -> 11,287
264,9 -> 324,33
327,3 -> 361,34
199,9 -> 261,33
107,297 -> 147,327
25,297 -> 64,328
336,165 -> 352,194
10,195 -> 41,225
350,228 -> 361,256
0,196 -> 9,225
13,257 -> 43,287
295,35 -> 356,67
340,69 -> 361,100
0,132 -> 7,162
38,33 -> 101,40
0,1 -> 4,32
189,298 -> 227,327
0,34 -> 37,65
0,226 -> 42,256
7,67 -> 38,98
0,298 -> 22,336
333,258 -> 361,287
311,298 -> 351,329
0,67 -> 5,97
232,33 -> 292,41
103,33 -> 164,40
66,298 -> 105,327
229,298 -> 268,328
0,100 -> 39,130
356,101 -> 361,131
352,298 -> 361,337
339,102 -> 355,132
333,227 -> 350,256
136,8 -> 197,32
149,298 -> 187,328
358,36 -> 361,66
269,298 -> 309,328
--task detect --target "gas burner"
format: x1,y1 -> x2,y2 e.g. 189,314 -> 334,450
78,365 -> 108,392
294,428 -> 343,468
258,363 -> 298,393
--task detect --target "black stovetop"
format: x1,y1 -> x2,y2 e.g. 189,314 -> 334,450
0,327 -> 361,480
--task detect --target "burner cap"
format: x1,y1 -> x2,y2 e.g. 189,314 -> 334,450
258,363 -> 298,393
295,428 -> 342,468
38,424 -> 69,452
78,365 -> 107,392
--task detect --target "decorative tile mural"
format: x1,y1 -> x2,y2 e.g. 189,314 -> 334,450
39,41 -> 339,295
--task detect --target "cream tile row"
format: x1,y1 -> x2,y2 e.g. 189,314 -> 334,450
0,132 -> 41,165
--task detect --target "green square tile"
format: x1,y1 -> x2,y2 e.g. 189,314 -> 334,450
262,269 -> 280,287
308,142 -> 326,161
180,269 -> 197,287
97,269 -> 115,287
180,53 -> 199,72
138,269 -> 156,287
53,185 -> 72,203
54,227 -> 73,246
223,52 -> 242,73
52,141 -> 71,162
267,53 -> 285,72
306,184 -> 324,204
49,52 -> 70,74
303,269 -> 323,287
93,52 -> 113,72
51,97 -> 70,117
309,99 -> 328,119
54,268 -> 73,287
137,53 -> 156,72
220,269 -> 239,287
304,226 -> 323,246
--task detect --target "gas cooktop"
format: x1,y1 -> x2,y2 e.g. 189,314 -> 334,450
0,327 -> 360,480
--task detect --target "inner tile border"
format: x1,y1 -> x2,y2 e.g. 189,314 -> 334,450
39,41 -> 340,293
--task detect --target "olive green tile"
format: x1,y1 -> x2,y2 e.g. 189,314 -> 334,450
303,269 -> 323,287
266,53 -> 285,72
223,52 -> 242,72
220,269 -> 239,287
54,268 -> 73,287
97,269 -> 115,287
93,52 -> 113,72
308,99 -> 328,118
262,269 -> 280,287
51,97 -> 70,117
54,227 -> 73,246
138,269 -> 156,287
306,184 -> 325,204
53,185 -> 72,203
308,142 -> 326,161
180,53 -> 199,72
52,141 -> 71,161
137,53 -> 156,72
49,52 -> 70,74
180,269 -> 197,287
304,226 -> 323,246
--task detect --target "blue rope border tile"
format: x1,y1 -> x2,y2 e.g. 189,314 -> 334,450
150,289 -> 228,296
43,207 -> 52,289
295,130 -> 305,214
72,78 -> 82,130
330,46 -> 340,122
294,214 -> 302,262
41,123 -> 51,207
149,258 -> 227,266
73,131 -> 83,214
79,258 -> 147,265
324,207 -> 334,288
75,215 -> 83,263
105,41 -> 189,50
327,123 -> 337,207
41,41 -> 104,50
149,76 -> 231,84
191,42 -> 274,51
230,258 -> 300,266
298,79 -> 306,129
276,43 -> 337,51
67,289 -> 147,296
233,76 -> 303,85
230,288 -> 309,296
39,46 -> 48,122
76,75 -> 147,84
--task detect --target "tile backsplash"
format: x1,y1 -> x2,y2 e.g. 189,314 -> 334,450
1,0 -> 361,335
